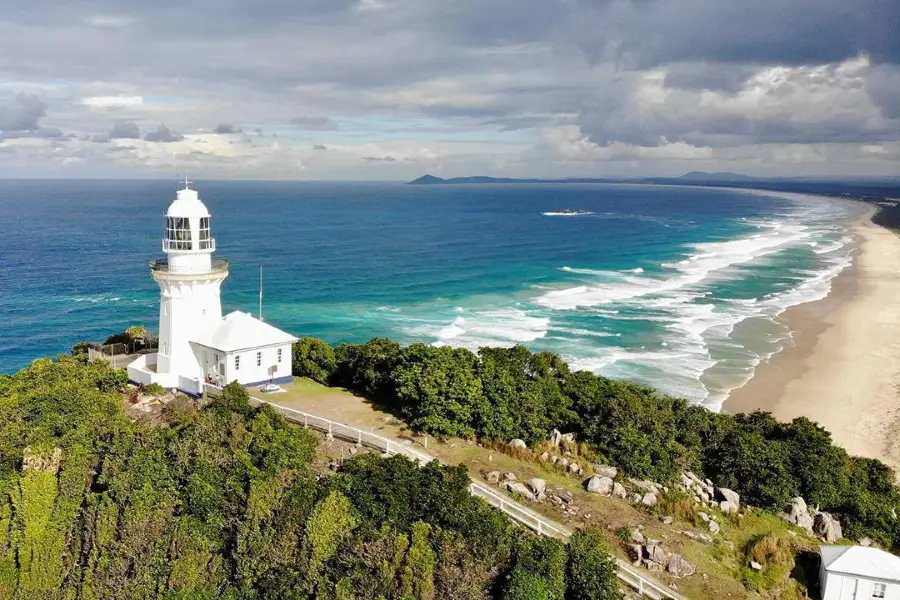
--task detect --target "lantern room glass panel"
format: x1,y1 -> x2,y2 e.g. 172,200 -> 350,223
165,217 -> 193,250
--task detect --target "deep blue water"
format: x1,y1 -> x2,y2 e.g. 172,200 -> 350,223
0,180 -> 864,408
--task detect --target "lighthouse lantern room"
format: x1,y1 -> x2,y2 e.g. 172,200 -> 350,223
128,182 -> 296,395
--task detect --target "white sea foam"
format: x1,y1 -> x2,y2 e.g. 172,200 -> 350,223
535,220 -> 812,310
541,210 -> 596,217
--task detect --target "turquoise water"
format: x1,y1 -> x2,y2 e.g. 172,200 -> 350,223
0,180 -> 864,409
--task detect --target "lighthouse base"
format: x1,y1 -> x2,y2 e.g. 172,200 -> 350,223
128,353 -> 204,396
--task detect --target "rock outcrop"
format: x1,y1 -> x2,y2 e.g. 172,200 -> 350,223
508,438 -> 527,450
783,497 -> 815,532
527,478 -> 547,497
716,487 -> 740,508
505,481 -> 535,501
593,464 -> 618,479
814,512 -> 843,542
586,475 -> 614,496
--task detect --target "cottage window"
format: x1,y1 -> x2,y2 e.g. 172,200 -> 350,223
873,583 -> 886,599
235,355 -> 240,370
277,348 -> 283,363
256,352 -> 262,367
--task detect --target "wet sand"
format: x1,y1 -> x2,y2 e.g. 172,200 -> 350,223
726,206 -> 900,472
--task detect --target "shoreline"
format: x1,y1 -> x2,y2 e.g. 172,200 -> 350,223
725,204 -> 900,472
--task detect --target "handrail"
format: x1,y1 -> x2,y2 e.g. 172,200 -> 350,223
250,397 -> 683,600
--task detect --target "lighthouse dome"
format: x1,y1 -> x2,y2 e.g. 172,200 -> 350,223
166,187 -> 210,218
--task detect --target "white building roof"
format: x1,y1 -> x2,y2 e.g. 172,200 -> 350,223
193,311 -> 297,352
821,545 -> 900,581
166,187 -> 211,218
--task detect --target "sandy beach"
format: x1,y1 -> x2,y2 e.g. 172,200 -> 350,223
726,205 -> 900,472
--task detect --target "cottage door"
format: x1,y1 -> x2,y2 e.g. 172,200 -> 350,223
839,577 -> 859,600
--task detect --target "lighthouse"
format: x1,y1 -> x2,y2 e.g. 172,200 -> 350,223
129,181 -> 297,395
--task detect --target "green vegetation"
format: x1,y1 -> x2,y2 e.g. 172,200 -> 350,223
0,353 -> 621,599
143,382 -> 167,396
303,337 -> 900,551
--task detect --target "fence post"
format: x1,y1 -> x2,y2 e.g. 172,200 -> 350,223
304,415 -> 308,428
537,520 -> 542,536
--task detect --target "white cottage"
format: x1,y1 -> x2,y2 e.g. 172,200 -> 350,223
820,545 -> 900,600
129,182 -> 296,395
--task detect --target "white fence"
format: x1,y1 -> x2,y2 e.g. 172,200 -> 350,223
250,397 -> 682,600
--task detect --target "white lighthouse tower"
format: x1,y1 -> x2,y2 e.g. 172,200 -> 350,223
129,181 -> 297,395
153,181 -> 228,382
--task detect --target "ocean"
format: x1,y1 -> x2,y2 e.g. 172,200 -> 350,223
0,179 -> 866,410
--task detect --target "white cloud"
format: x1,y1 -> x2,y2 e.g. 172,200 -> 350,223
82,96 -> 144,108
83,14 -> 136,29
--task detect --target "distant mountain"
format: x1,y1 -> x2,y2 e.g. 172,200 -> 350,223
408,174 -> 447,185
407,172 -> 752,185
678,171 -> 751,182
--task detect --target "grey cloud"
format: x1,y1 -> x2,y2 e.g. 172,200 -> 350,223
0,127 -> 64,140
663,63 -> 758,93
109,120 -> 141,139
313,144 -> 327,150
144,123 -> 184,142
291,117 -> 339,130
0,94 -> 46,131
363,155 -> 397,162
867,66 -> 900,119
90,134 -> 110,143
214,123 -> 240,133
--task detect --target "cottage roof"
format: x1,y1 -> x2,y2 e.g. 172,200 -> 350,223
193,311 -> 297,352
821,545 -> 900,581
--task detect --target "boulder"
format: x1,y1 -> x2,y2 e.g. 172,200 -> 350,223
708,520 -> 720,534
629,478 -> 660,495
641,493 -> 658,508
627,544 -> 643,564
814,512 -> 843,542
750,561 -> 762,571
558,457 -> 570,468
720,500 -> 739,515
568,462 -> 583,475
539,452 -> 550,462
586,475 -> 614,496
681,529 -> 713,544
501,472 -> 517,482
509,439 -> 527,450
506,481 -> 536,501
630,528 -> 646,545
612,482 -> 628,499
593,464 -> 619,479
717,488 -> 740,508
527,478 -> 547,496
555,490 -> 574,504
549,429 -> 563,448
632,493 -> 643,503
859,537 -> 872,547
666,554 -> 696,578
643,559 -> 664,573
646,543 -> 669,567
784,497 -> 815,532
662,516 -> 674,525
485,470 -> 501,484
560,432 -> 577,445
697,512 -> 710,523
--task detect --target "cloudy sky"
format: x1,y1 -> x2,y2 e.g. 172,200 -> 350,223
0,0 -> 898,179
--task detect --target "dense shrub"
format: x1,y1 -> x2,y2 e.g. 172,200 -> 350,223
566,530 -> 622,600
310,336 -> 900,551
1,354 -> 622,598
292,336 -> 337,383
